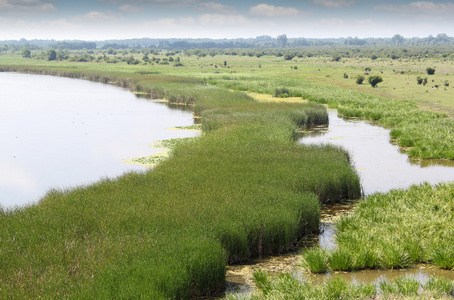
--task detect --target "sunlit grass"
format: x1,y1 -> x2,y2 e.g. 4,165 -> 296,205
0,59 -> 362,298
231,271 -> 454,300
300,182 -> 454,273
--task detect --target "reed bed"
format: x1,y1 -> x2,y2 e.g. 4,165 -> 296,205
301,182 -> 454,273
209,73 -> 454,160
233,270 -> 454,300
0,66 -> 361,298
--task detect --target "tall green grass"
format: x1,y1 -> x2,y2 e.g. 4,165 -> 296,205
233,271 -> 454,300
301,182 -> 454,273
0,66 -> 361,298
208,71 -> 454,160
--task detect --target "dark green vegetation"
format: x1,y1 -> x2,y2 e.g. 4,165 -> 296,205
301,182 -> 454,273
235,270 -> 454,300
367,75 -> 383,88
0,66 -> 361,298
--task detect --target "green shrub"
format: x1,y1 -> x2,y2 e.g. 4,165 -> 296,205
426,67 -> 436,75
368,75 -> 383,87
356,75 -> 365,84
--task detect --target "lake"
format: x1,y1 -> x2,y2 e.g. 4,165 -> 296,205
0,73 -> 199,209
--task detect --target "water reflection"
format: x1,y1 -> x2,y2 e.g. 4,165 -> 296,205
0,73 -> 199,209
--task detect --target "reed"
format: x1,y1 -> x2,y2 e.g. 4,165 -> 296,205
233,271 -> 453,300
301,182 -> 454,273
0,65 -> 361,298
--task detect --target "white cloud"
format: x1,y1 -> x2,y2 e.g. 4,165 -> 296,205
98,0 -> 199,7
318,18 -> 344,27
198,13 -> 249,26
313,0 -> 355,8
119,4 -> 142,13
79,11 -> 117,21
249,4 -> 300,17
0,0 -> 56,11
197,1 -> 236,13
375,1 -> 454,14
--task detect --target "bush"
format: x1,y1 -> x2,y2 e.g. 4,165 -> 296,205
356,75 -> 365,84
368,75 -> 383,88
426,67 -> 436,75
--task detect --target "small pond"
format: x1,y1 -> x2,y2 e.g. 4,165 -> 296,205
0,73 -> 199,209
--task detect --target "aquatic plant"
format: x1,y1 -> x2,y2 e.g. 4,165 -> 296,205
234,272 -> 453,300
302,182 -> 454,272
0,67 -> 361,298
301,248 -> 329,273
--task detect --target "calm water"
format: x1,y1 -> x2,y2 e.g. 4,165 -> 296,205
0,73 -> 199,209
300,110 -> 454,196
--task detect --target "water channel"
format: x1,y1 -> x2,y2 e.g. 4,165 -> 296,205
0,73 -> 199,209
225,110 -> 454,297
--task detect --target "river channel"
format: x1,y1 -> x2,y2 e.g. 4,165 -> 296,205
224,110 -> 454,297
0,73 -> 199,209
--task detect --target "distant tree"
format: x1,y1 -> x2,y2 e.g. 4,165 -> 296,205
426,67 -> 436,75
368,75 -> 383,88
416,76 -> 423,85
284,53 -> 295,61
56,50 -> 68,61
392,34 -> 405,46
21,48 -> 31,58
47,49 -> 56,61
276,34 -> 288,47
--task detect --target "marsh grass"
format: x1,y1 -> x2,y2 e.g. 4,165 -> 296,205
0,64 -> 361,298
301,183 -> 454,273
301,248 -> 329,273
234,271 -> 454,300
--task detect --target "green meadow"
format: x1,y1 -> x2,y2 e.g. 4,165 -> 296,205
0,46 -> 453,298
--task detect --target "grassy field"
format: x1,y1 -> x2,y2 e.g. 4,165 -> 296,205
0,55 -> 362,298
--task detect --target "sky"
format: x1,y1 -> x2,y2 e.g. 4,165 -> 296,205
1,0 -> 453,41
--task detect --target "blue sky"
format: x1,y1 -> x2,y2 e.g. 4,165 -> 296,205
1,0 -> 453,40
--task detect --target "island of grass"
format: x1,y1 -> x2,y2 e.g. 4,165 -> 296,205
0,70 -> 361,298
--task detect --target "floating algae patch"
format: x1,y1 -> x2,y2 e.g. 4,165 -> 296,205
125,153 -> 168,167
169,124 -> 202,131
246,91 -> 306,103
153,136 -> 198,149
123,137 -> 199,167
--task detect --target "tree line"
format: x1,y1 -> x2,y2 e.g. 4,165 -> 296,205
2,33 -> 454,50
